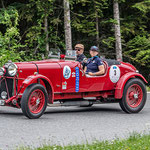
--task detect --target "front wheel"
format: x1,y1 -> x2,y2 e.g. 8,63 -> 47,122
119,78 -> 147,113
21,84 -> 48,119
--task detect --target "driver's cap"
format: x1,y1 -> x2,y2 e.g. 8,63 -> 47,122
90,46 -> 99,52
75,44 -> 84,49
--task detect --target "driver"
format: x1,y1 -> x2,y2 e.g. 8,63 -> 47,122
75,44 -> 86,63
84,46 -> 105,76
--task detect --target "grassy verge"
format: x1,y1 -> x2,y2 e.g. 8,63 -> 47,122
17,133 -> 150,150
147,86 -> 150,92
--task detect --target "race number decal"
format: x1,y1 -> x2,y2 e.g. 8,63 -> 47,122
109,65 -> 120,83
63,66 -> 71,79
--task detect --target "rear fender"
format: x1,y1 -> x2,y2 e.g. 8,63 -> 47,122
21,74 -> 54,103
115,72 -> 147,99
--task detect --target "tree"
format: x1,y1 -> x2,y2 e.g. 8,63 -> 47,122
44,15 -> 49,56
1,0 -> 150,79
122,0 -> 150,69
113,0 -> 122,61
95,11 -> 100,48
64,0 -> 72,50
71,0 -> 108,53
18,0 -> 64,58
0,6 -> 24,65
1,0 -> 5,8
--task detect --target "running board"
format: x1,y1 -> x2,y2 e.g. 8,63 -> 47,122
61,101 -> 92,106
47,101 -> 93,107
83,97 -> 97,100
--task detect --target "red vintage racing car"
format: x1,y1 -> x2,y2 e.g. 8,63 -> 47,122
0,49 -> 147,119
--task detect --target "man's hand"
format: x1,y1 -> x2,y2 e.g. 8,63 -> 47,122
88,72 -> 95,76
83,58 -> 88,63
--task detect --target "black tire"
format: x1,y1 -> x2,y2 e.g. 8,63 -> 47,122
119,78 -> 147,113
21,83 -> 48,119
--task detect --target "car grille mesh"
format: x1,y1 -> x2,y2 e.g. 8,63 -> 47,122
0,78 -> 14,100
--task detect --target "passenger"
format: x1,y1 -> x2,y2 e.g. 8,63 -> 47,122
84,46 -> 105,76
74,44 -> 86,63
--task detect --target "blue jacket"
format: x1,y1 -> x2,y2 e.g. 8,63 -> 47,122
86,56 -> 103,73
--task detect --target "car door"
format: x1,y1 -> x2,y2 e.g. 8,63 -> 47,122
59,61 -> 80,93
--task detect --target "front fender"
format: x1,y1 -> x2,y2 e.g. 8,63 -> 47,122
115,72 -> 147,99
21,74 -> 54,103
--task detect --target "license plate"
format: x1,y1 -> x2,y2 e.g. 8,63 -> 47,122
0,100 -> 5,106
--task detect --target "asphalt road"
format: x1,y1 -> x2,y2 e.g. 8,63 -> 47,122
0,94 -> 150,150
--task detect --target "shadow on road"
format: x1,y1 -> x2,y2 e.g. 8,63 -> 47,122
45,105 -> 122,114
0,105 -> 123,118
0,111 -> 23,116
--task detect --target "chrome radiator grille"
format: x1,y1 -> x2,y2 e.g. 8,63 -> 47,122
0,78 -> 14,100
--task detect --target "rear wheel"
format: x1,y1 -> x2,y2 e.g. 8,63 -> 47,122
21,84 -> 48,119
119,78 -> 147,113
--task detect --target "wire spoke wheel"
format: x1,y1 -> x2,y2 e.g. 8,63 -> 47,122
119,78 -> 147,113
21,84 -> 48,119
28,90 -> 45,114
126,84 -> 143,108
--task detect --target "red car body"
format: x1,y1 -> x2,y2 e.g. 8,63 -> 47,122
0,57 -> 147,119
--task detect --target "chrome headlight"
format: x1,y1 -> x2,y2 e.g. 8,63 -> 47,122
0,67 -> 5,76
135,70 -> 139,73
8,63 -> 18,76
1,91 -> 7,99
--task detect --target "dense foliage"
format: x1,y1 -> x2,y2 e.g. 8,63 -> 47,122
0,0 -> 150,77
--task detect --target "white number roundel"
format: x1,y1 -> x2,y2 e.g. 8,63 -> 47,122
63,65 -> 71,79
109,65 -> 120,83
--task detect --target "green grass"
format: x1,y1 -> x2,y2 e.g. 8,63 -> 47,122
147,86 -> 150,92
16,133 -> 150,150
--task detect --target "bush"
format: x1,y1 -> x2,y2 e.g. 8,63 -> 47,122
0,6 -> 24,66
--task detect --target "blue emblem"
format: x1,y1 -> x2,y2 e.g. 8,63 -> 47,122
113,66 -> 117,69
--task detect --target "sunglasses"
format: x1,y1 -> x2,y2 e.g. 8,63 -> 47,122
75,48 -> 82,51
